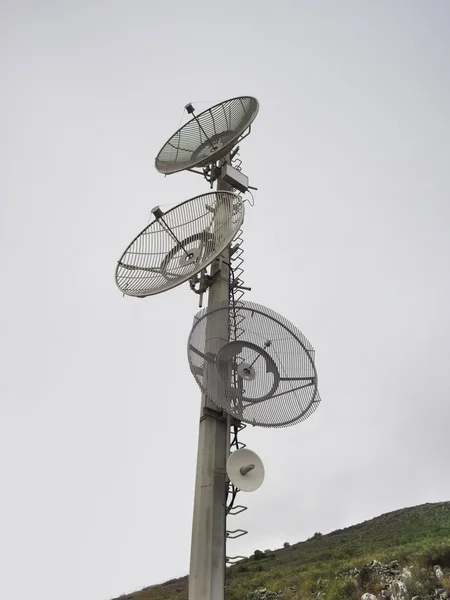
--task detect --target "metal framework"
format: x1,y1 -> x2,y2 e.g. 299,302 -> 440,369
115,96 -> 321,600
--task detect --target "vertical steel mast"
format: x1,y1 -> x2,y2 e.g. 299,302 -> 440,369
189,162 -> 232,600
116,97 -> 267,600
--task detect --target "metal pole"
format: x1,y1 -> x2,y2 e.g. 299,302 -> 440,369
189,160 -> 232,600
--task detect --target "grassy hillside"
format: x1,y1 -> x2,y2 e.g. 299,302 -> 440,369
112,501 -> 450,600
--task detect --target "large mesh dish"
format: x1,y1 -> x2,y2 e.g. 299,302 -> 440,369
187,301 -> 321,428
116,192 -> 244,297
155,97 -> 259,174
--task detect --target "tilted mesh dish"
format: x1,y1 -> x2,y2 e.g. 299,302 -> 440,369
187,301 -> 321,428
116,192 -> 244,297
155,97 -> 259,174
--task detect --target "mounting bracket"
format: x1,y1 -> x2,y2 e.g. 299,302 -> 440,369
226,529 -> 248,539
227,504 -> 248,516
226,555 -> 247,564
200,405 -> 225,423
189,269 -> 221,307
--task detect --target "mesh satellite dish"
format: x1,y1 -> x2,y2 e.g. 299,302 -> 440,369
155,97 -> 259,175
187,301 -> 321,428
116,191 -> 244,297
226,448 -> 265,492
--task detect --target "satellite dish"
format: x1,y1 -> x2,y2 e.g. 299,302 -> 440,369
226,448 -> 265,492
155,96 -> 259,175
187,301 -> 321,428
116,191 -> 244,297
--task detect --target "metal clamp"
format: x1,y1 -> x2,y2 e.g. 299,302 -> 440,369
189,269 -> 220,307
200,405 -> 225,423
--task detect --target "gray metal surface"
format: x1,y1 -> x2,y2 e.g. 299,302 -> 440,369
155,97 -> 259,175
221,162 -> 249,193
188,172 -> 232,600
187,301 -> 321,428
115,192 -> 244,297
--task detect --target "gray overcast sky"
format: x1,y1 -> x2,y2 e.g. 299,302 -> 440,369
1,1 -> 450,599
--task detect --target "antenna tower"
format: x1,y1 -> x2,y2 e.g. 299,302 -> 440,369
115,97 -> 321,600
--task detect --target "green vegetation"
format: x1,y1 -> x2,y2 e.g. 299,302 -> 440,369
112,501 -> 450,600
